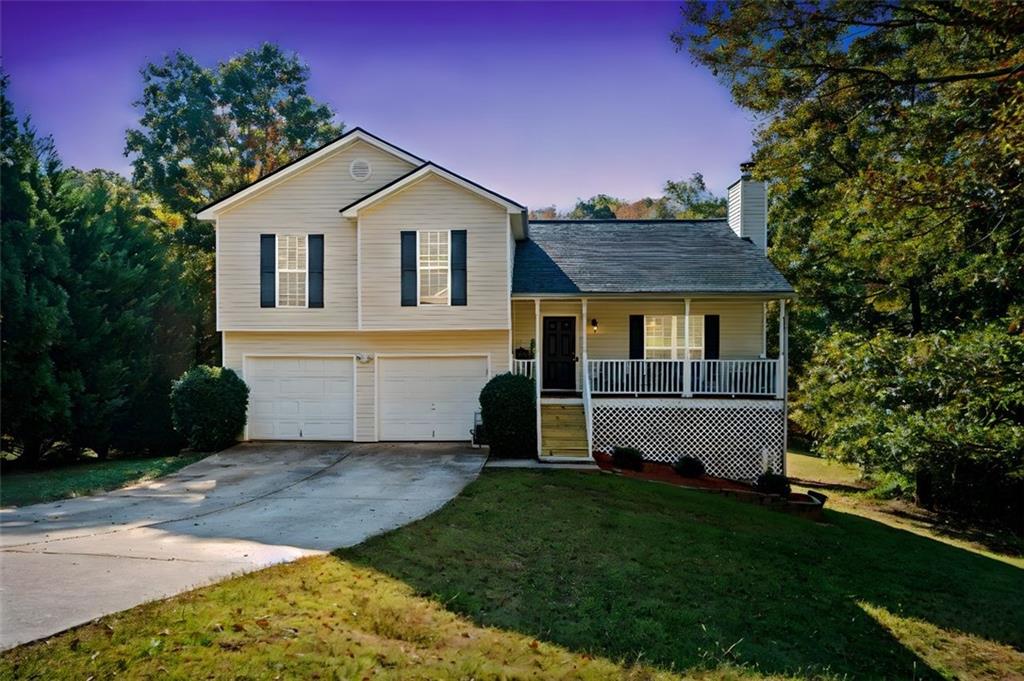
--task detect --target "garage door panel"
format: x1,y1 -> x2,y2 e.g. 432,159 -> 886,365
378,356 -> 488,441
246,357 -> 354,441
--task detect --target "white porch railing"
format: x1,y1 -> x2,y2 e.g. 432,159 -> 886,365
582,355 -> 594,455
512,358 -> 535,380
587,359 -> 779,397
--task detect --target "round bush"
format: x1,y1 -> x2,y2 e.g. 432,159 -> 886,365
754,472 -> 792,496
170,366 -> 249,452
611,446 -> 645,471
673,455 -> 706,478
479,373 -> 536,458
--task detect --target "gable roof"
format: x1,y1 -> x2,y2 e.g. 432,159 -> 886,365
512,220 -> 794,296
339,162 -> 526,217
195,127 -> 425,219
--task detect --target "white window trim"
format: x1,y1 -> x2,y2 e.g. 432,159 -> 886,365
276,234 -> 309,309
415,229 -> 452,307
643,314 -> 704,360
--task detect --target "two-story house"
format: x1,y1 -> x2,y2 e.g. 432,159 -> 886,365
198,128 -> 794,480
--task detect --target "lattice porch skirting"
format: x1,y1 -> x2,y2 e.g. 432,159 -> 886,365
592,398 -> 785,481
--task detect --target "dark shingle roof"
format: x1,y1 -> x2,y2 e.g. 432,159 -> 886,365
512,220 -> 794,295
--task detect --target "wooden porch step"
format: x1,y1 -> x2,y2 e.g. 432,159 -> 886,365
540,402 -> 588,457
542,416 -> 586,429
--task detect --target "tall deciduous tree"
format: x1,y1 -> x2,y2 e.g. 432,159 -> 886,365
663,173 -> 727,219
675,0 -> 1023,336
125,44 -> 343,363
675,1 -> 1024,521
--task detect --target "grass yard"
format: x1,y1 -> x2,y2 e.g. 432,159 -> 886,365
3,470 -> 1022,680
786,451 -> 1024,565
0,453 -> 206,507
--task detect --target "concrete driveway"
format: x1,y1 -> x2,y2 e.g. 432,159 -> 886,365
0,442 -> 485,649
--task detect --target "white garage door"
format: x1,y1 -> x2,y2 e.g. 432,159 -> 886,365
378,356 -> 489,441
246,357 -> 354,440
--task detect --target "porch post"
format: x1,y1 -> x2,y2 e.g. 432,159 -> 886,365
762,302 -> 768,358
776,299 -> 787,399
535,298 -> 542,457
683,299 -> 692,397
580,298 -> 588,357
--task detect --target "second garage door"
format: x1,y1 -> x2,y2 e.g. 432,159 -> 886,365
378,356 -> 489,441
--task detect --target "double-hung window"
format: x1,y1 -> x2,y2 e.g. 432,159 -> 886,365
417,230 -> 450,305
644,315 -> 703,359
277,234 -> 307,307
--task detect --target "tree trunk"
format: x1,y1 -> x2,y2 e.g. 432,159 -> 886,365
915,469 -> 934,509
19,436 -> 42,468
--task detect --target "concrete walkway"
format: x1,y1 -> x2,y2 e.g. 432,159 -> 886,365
0,442 -> 484,649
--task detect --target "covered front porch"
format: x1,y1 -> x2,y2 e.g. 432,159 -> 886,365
509,295 -> 790,471
511,296 -> 788,397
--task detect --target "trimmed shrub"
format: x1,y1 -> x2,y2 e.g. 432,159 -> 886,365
754,472 -> 792,496
479,373 -> 535,458
611,446 -> 645,471
673,455 -> 706,478
170,366 -> 249,452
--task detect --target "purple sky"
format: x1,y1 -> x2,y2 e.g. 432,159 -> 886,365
1,1 -> 755,209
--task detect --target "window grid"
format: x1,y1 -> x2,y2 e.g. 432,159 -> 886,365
418,230 -> 450,305
277,235 -> 307,308
644,315 -> 704,360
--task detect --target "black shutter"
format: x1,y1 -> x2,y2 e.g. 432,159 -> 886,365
308,234 -> 324,308
704,314 -> 720,359
629,315 -> 645,359
400,231 -> 417,306
451,230 -> 467,306
260,234 -> 275,308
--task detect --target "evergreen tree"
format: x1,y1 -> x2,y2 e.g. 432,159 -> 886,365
55,170 -> 189,457
0,76 -> 73,464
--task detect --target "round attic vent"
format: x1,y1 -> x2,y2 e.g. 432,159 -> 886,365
349,158 -> 372,182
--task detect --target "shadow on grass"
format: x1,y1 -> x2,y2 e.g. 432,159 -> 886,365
337,470 -> 1024,680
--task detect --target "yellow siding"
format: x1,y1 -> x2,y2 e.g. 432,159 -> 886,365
223,330 -> 509,441
359,175 -> 511,330
512,298 -> 766,360
216,140 -> 417,331
511,299 -> 535,352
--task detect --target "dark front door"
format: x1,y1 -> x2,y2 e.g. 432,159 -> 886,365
543,316 -> 576,390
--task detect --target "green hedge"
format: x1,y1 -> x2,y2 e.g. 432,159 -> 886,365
479,373 -> 536,458
170,366 -> 249,452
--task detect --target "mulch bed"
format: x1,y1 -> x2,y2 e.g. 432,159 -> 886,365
592,451 -> 825,521
593,452 -> 751,492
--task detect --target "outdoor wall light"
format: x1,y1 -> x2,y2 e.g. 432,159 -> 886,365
591,318 -> 599,333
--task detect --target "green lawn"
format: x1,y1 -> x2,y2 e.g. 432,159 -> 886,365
0,453 -> 206,507
786,451 -> 1024,564
786,450 -> 867,490
3,470 -> 1022,680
